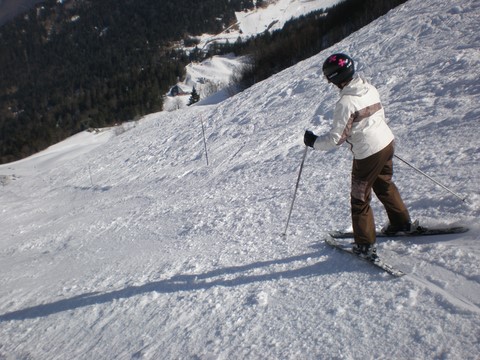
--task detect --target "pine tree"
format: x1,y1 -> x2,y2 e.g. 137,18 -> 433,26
188,87 -> 200,106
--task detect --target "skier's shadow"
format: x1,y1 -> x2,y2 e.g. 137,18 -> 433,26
0,246 -> 341,322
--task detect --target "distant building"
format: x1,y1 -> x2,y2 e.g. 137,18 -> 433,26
169,85 -> 190,97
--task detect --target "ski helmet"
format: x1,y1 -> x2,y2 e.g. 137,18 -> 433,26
322,53 -> 355,85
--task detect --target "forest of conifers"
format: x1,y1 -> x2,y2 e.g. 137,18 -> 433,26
0,0 -> 406,164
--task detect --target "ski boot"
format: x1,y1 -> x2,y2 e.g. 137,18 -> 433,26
381,219 -> 424,236
352,243 -> 378,261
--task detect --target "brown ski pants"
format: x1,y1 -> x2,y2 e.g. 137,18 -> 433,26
351,141 -> 410,245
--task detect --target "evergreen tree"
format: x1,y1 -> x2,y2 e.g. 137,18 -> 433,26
188,87 -> 200,106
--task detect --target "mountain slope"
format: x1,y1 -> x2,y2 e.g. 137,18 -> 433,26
0,0 -> 479,359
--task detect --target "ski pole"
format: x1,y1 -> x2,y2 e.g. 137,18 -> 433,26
283,146 -> 308,237
200,115 -> 209,166
394,154 -> 468,203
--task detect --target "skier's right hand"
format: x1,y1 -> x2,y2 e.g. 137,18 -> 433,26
304,130 -> 318,148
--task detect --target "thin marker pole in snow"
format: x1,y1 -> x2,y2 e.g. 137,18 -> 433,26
200,115 -> 209,166
283,146 -> 308,237
88,164 -> 94,188
394,154 -> 468,204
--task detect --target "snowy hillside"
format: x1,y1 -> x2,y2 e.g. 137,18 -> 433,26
234,0 -> 340,35
165,0 -> 343,108
1,0 -> 479,359
195,0 -> 342,47
163,54 -> 248,110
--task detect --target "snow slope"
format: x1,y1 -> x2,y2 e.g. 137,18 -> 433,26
0,129 -> 116,178
1,0 -> 480,359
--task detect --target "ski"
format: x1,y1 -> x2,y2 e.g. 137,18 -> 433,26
329,226 -> 468,239
325,236 -> 406,277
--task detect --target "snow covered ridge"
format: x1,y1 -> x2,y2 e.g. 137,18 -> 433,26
190,0 -> 342,48
1,0 -> 479,359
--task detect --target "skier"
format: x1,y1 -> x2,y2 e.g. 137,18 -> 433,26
304,53 -> 416,260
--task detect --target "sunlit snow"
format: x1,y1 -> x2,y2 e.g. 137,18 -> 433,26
1,0 -> 479,359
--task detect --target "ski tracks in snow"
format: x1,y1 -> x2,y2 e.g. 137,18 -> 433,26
381,235 -> 480,315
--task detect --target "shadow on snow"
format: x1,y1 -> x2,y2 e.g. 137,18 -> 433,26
0,245 -> 363,322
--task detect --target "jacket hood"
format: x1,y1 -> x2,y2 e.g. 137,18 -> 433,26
340,74 -> 370,97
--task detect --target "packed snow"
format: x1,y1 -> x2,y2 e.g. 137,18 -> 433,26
1,0 -> 480,359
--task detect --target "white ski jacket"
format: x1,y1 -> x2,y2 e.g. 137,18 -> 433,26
313,74 -> 394,159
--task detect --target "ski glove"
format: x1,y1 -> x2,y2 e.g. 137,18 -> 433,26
304,130 -> 318,148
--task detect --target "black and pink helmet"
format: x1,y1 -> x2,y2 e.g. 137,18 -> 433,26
322,53 -> 355,85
